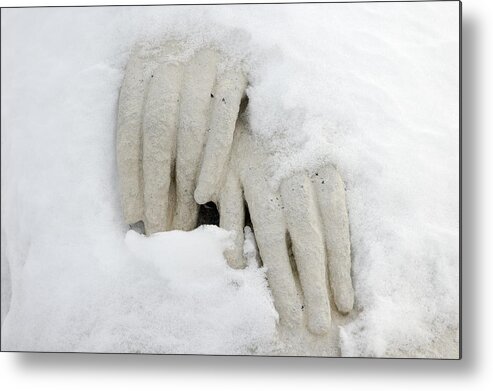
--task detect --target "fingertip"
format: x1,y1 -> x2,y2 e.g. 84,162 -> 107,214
194,185 -> 212,205
307,309 -> 332,336
334,285 -> 355,314
224,247 -> 246,269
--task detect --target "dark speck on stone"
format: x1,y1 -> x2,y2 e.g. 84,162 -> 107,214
322,180 -> 325,184
222,98 -> 226,103
211,93 -> 214,98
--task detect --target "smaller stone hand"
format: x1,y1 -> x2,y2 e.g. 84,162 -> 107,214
207,120 -> 354,336
117,40 -> 247,234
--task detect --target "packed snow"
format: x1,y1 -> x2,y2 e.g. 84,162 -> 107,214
1,2 -> 459,357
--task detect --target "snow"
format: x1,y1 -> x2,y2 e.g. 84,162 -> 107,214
2,223 -> 277,354
1,2 -> 459,357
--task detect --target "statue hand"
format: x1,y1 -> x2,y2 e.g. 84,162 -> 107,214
214,121 -> 354,336
117,40 -> 247,234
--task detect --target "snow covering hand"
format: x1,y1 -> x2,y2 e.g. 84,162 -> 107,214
117,41 -> 247,234
116,40 -> 353,337
208,120 -> 354,336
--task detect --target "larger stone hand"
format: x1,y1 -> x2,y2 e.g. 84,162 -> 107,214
117,41 -> 247,234
209,120 -> 355,337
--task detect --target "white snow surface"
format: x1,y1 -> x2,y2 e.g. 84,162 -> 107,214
1,2 -> 459,356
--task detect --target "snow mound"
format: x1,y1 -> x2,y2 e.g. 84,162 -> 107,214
1,226 -> 277,354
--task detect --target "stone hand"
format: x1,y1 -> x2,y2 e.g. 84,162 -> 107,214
209,120 -> 355,336
117,41 -> 247,234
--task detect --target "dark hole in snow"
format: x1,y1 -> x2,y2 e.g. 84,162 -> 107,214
129,221 -> 145,234
198,201 -> 219,226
